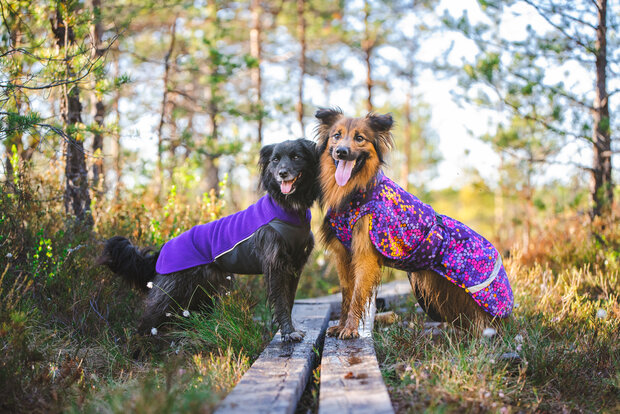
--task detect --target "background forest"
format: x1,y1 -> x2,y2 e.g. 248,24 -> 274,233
0,0 -> 618,412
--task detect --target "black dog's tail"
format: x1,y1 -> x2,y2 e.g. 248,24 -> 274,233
97,236 -> 159,292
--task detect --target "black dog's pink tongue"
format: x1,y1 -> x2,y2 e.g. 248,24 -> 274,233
280,180 -> 293,194
335,160 -> 354,187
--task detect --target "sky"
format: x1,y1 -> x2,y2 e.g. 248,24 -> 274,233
119,0 -> 616,191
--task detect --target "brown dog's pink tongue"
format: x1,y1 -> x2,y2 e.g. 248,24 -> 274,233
280,180 -> 293,194
335,160 -> 354,187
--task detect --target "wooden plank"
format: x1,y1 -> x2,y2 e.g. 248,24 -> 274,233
215,302 -> 332,414
375,278 -> 412,310
297,279 -> 412,315
318,300 -> 394,414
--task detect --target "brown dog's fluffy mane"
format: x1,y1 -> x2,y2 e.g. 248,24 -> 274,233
314,108 -> 394,211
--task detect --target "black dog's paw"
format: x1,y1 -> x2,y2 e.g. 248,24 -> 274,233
282,330 -> 305,342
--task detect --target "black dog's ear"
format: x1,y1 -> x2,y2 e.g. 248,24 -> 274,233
259,143 -> 275,165
258,143 -> 275,183
299,138 -> 317,157
314,107 -> 343,152
258,143 -> 276,192
366,113 -> 394,163
367,113 -> 393,132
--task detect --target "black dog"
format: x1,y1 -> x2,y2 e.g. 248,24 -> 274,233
98,138 -> 319,341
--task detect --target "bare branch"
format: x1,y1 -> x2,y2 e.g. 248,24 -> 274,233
521,0 -> 596,53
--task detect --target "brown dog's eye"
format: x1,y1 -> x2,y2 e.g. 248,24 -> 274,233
355,135 -> 364,143
333,132 -> 341,140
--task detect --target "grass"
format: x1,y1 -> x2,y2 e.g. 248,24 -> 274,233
1,161 -> 618,413
0,165 -> 275,413
374,220 -> 620,413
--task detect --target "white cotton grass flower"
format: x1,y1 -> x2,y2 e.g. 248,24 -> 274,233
151,327 -> 158,335
596,309 -> 607,319
165,312 -> 172,317
183,310 -> 190,317
6,253 -> 13,258
482,327 -> 497,338
226,275 -> 232,280
146,281 -> 153,289
514,334 -> 524,343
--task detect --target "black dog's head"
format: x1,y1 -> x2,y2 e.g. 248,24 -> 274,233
259,138 -> 319,211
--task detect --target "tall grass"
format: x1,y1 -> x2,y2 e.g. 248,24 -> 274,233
375,217 -> 619,412
0,160 -> 273,413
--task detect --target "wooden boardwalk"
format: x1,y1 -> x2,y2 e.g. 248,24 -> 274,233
319,302 -> 394,414
215,279 -> 411,414
215,303 -> 331,414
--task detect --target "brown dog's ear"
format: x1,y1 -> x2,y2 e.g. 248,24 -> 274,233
367,113 -> 393,132
366,113 -> 394,163
315,107 -> 343,126
314,107 -> 343,152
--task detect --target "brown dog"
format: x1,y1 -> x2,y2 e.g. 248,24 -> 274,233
315,108 -> 513,339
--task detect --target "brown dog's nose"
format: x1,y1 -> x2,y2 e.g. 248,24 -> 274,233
335,147 -> 350,159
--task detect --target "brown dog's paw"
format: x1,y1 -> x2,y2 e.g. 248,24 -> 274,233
327,325 -> 345,337
282,330 -> 305,342
338,326 -> 360,340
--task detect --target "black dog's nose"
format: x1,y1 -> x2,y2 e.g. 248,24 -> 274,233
335,147 -> 350,159
278,169 -> 290,179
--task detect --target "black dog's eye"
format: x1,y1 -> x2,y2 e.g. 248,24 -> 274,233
355,135 -> 364,143
333,132 -> 341,140
291,154 -> 300,160
271,156 -> 280,163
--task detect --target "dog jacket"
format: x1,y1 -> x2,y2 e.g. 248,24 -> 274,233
156,195 -> 311,275
327,172 -> 513,318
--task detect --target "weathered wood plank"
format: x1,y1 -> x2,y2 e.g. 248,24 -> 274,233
318,300 -> 394,414
215,303 -> 331,414
297,279 -> 412,315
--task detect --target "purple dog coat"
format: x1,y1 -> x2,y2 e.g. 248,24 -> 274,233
327,172 -> 513,318
156,195 -> 311,274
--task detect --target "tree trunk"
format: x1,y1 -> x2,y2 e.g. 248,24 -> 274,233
91,0 -> 105,193
591,0 -> 612,218
296,0 -> 306,135
52,7 -> 92,225
4,17 -> 23,184
363,0 -> 373,113
250,0 -> 263,144
156,18 -> 177,200
205,77 -> 220,194
400,91 -> 412,192
112,55 -> 123,200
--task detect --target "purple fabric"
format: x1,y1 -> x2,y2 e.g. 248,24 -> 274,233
156,195 -> 311,274
327,173 -> 513,318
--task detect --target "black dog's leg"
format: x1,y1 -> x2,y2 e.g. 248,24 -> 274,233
259,237 -> 304,342
137,264 -> 231,335
266,265 -> 303,341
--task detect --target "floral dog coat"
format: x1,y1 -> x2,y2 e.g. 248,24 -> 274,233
327,172 -> 513,318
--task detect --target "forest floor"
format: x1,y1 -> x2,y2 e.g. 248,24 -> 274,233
1,175 -> 618,413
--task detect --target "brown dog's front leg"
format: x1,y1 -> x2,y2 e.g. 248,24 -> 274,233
325,238 -> 354,338
339,215 -> 383,339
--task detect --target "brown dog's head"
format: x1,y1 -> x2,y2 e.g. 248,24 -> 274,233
314,108 -> 394,189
